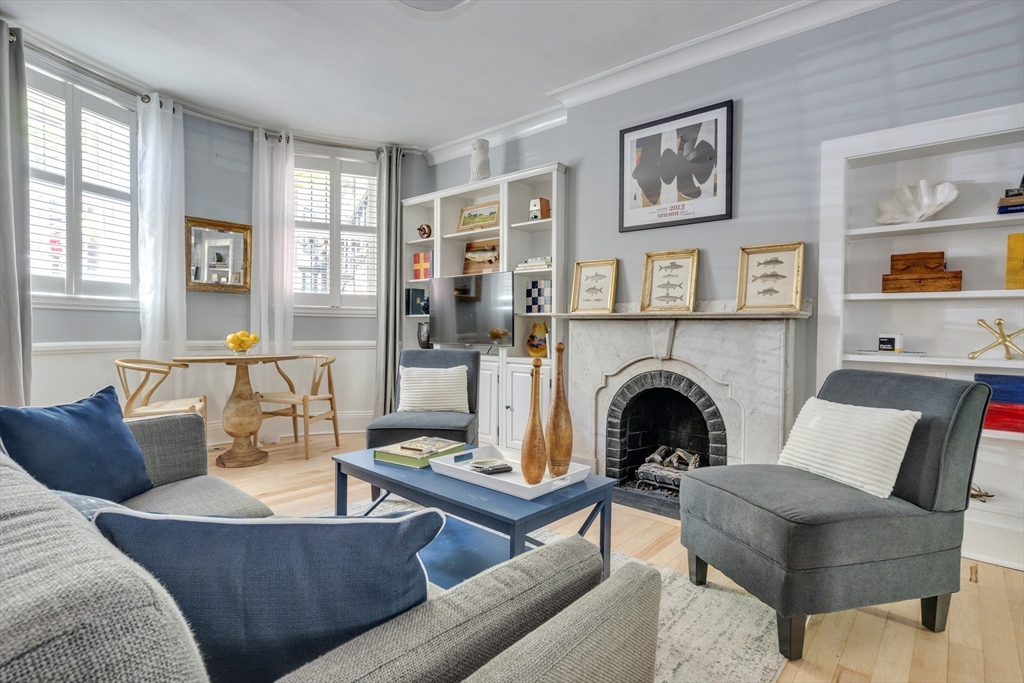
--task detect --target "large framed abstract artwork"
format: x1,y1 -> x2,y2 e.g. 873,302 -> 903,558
619,100 -> 733,233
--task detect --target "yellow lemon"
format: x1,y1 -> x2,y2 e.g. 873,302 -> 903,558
250,333 -> 260,344
237,330 -> 250,339
227,342 -> 241,351
226,333 -> 240,345
240,338 -> 253,350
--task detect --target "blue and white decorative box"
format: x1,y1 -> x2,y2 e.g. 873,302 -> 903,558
526,280 -> 551,313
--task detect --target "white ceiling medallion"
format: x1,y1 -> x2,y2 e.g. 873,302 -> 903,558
399,0 -> 470,11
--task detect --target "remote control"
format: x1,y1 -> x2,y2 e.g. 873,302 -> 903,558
471,463 -> 513,475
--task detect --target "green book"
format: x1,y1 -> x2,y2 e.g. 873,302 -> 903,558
373,437 -> 466,468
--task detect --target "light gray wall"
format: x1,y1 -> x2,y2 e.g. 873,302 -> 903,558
429,0 -> 1024,401
401,151 -> 434,199
184,113 -> 253,339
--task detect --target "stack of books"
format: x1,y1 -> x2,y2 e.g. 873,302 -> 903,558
515,256 -> 552,272
998,179 -> 1024,215
373,437 -> 465,468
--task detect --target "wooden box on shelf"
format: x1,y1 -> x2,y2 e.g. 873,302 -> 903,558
881,251 -> 962,293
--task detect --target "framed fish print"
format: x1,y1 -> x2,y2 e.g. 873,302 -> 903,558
620,100 -> 733,233
570,259 -> 618,314
641,249 -> 699,312
736,242 -> 805,313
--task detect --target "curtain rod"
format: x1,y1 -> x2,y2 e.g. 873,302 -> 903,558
21,33 -> 385,154
22,36 -> 153,102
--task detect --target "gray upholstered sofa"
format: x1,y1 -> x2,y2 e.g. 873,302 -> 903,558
120,413 -> 274,517
1,422 -> 662,682
365,349 -> 481,448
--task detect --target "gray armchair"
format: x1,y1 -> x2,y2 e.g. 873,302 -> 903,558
365,349 -> 481,448
679,369 -> 990,660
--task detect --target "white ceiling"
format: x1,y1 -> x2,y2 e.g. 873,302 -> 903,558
1,0 -> 803,149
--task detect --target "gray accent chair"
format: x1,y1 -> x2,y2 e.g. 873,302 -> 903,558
1,450 -> 661,682
679,369 -> 991,660
365,349 -> 481,448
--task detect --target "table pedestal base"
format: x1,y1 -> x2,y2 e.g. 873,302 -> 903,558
216,364 -> 268,468
216,439 -> 269,468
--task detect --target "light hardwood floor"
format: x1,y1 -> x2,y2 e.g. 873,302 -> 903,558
210,434 -> 1024,683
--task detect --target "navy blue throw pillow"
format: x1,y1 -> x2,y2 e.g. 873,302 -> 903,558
94,507 -> 446,683
0,386 -> 153,502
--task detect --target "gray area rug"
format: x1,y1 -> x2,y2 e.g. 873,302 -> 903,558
344,499 -> 787,683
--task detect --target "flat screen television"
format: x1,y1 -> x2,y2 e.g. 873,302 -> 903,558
429,272 -> 514,346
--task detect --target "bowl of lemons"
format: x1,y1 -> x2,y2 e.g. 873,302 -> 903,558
225,330 -> 260,355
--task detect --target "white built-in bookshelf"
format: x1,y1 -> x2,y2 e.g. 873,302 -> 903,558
401,163 -> 567,449
818,103 -> 1024,569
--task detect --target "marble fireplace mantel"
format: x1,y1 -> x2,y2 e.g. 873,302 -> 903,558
566,300 -> 812,474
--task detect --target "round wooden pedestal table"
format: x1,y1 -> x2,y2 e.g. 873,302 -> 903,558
172,354 -> 298,468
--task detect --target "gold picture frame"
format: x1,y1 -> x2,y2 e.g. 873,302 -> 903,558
641,249 -> 699,312
185,216 -> 252,294
456,200 -> 500,232
570,259 -> 618,314
736,241 -> 805,313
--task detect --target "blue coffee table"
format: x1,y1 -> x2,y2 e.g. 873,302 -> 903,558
333,449 -> 614,587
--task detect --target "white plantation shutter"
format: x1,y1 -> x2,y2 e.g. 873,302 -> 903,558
27,87 -> 67,290
81,109 -> 132,287
294,154 -> 378,307
25,69 -> 137,298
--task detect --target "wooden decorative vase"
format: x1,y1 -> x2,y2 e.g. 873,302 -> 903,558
520,358 -> 548,485
546,342 -> 573,477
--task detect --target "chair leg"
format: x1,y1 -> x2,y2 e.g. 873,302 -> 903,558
777,613 -> 806,660
330,396 -> 340,447
302,396 -> 310,460
291,407 -> 299,443
688,552 -> 708,586
921,593 -> 951,633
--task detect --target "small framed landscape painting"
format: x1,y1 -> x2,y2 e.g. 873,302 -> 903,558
570,259 -> 618,314
641,249 -> 699,312
620,100 -> 733,233
457,200 -> 500,232
736,242 -> 805,313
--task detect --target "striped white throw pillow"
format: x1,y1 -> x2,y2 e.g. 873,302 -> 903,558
778,396 -> 921,498
397,365 -> 470,413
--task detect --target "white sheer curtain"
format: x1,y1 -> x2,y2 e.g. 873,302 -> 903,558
137,94 -> 186,396
0,21 -> 31,406
251,130 -> 294,444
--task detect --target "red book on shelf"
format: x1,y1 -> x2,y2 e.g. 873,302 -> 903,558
412,251 -> 432,280
983,401 -> 1024,433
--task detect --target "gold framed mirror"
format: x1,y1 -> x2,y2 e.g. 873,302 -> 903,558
185,216 -> 252,293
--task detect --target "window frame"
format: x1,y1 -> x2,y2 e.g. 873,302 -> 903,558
293,149 -> 378,314
26,61 -> 139,307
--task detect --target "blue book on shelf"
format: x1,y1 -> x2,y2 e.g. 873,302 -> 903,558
997,204 -> 1024,214
975,374 -> 1024,405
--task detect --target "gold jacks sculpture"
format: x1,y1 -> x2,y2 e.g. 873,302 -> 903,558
968,318 -> 1023,361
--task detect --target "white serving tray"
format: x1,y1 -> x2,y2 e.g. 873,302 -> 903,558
429,446 -> 590,500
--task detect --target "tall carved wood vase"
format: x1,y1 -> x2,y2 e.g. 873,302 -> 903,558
521,358 -> 548,485
546,342 -> 573,477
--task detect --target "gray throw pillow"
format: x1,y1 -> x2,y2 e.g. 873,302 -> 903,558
94,507 -> 445,683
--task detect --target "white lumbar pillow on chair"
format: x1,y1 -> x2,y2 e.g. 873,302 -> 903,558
398,365 -> 470,413
777,396 -> 922,498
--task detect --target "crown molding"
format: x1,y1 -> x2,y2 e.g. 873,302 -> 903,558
547,0 -> 896,109
425,105 -> 567,166
424,0 -> 895,165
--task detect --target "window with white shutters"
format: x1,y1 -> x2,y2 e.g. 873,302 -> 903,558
294,152 -> 377,309
27,68 -> 137,299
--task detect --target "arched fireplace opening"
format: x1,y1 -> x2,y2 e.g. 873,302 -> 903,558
606,371 -> 726,517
